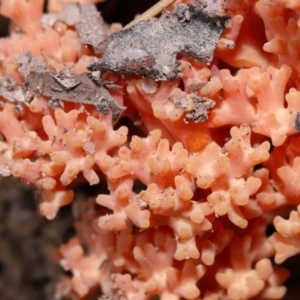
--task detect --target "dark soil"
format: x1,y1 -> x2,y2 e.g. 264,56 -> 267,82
0,177 -> 74,300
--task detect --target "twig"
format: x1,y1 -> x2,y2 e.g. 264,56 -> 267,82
124,0 -> 176,29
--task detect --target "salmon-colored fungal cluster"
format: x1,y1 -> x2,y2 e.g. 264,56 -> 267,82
1,0 -> 300,299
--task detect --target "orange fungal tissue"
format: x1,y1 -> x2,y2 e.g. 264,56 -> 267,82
1,0 -> 300,299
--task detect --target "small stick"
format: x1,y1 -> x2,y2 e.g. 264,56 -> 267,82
124,0 -> 176,29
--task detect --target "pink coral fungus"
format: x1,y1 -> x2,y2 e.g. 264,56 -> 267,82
1,0 -> 300,299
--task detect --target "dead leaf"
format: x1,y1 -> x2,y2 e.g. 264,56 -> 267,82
24,71 -> 126,122
88,2 -> 230,81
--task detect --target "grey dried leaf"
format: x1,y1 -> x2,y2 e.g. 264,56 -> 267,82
170,92 -> 215,123
0,76 -> 31,104
76,4 -> 108,53
58,3 -> 108,54
88,2 -> 229,81
15,51 -> 49,78
24,71 -> 126,122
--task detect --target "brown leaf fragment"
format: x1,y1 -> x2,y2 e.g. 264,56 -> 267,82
24,71 -> 126,122
15,51 -> 49,78
170,92 -> 215,123
88,2 -> 230,81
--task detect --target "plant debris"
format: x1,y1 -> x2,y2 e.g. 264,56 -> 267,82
0,76 -> 31,104
42,3 -> 108,54
24,71 -> 126,122
16,51 -> 49,78
170,92 -> 216,123
50,70 -> 81,91
124,0 -> 176,29
74,3 -> 108,54
88,2 -> 230,81
188,82 -> 207,92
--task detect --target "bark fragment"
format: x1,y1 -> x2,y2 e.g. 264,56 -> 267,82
24,71 -> 126,122
88,2 -> 229,81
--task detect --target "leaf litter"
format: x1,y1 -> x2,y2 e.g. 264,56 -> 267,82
1,1 -> 231,124
88,1 -> 230,81
24,70 -> 125,122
